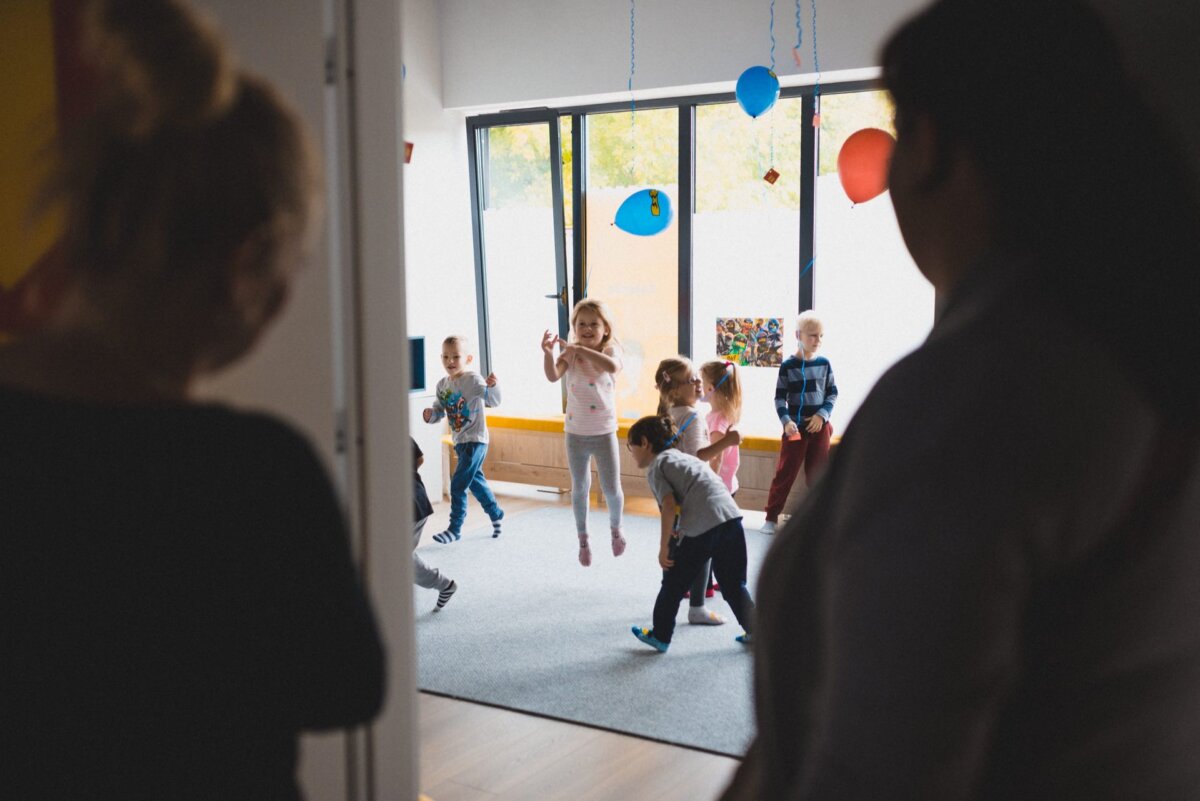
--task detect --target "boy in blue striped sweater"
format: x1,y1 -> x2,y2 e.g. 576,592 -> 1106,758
761,312 -> 837,534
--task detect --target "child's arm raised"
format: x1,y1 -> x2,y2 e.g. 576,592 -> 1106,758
658,498 -> 677,569
697,429 -> 741,463
564,342 -> 622,374
541,330 -> 568,382
485,373 -> 502,407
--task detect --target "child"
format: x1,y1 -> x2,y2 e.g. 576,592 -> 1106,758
698,359 -> 743,598
541,299 -> 626,566
423,335 -> 504,542
626,415 -> 754,652
700,360 -> 743,496
761,311 -> 838,535
411,437 -> 457,610
654,357 -> 741,624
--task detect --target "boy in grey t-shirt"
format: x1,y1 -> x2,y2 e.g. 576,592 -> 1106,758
423,335 -> 504,542
626,415 -> 755,652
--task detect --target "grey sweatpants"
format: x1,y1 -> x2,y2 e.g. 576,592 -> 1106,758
412,516 -> 452,590
566,432 -> 624,533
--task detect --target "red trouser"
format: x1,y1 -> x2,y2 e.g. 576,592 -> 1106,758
763,422 -> 833,522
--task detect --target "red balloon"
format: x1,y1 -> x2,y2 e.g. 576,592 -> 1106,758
837,127 -> 895,204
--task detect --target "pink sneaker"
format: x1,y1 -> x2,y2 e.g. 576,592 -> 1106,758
611,528 -> 627,557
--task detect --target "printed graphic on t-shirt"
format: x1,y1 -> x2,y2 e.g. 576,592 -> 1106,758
438,387 -> 472,432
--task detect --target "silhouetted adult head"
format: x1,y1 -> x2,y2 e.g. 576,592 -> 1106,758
35,0 -> 318,394
882,0 -> 1200,419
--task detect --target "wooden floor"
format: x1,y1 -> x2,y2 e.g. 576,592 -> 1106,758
417,482 -> 762,801
419,693 -> 740,801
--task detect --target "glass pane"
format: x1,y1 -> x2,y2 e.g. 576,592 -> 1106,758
584,108 -> 678,420
561,115 -> 573,306
480,123 -> 564,417
815,89 -> 935,431
692,98 -> 805,437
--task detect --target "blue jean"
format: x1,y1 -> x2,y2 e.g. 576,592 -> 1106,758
449,441 -> 503,533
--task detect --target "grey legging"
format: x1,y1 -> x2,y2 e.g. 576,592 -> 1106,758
566,432 -> 624,533
412,517 -> 452,591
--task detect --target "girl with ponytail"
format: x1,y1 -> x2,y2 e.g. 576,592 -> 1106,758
2,3 -> 382,798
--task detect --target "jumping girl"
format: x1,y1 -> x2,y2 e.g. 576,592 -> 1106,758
541,298 -> 626,566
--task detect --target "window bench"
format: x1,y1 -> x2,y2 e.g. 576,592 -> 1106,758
440,415 -> 837,513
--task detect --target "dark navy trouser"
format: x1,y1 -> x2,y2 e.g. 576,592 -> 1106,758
653,517 -> 755,643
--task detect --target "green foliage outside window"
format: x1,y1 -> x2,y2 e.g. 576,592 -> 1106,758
479,90 -> 894,213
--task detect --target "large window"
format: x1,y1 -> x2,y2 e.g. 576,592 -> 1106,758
471,119 -> 567,418
814,90 -> 934,430
692,99 -> 805,436
583,108 -> 678,420
467,85 -> 934,432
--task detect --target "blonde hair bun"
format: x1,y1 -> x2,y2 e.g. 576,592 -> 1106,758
86,0 -> 237,138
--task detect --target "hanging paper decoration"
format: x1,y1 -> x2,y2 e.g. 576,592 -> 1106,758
615,188 -> 673,236
837,127 -> 895,204
735,66 -> 780,119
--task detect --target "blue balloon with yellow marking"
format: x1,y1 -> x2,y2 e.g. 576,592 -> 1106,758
614,188 -> 673,236
735,65 -> 780,118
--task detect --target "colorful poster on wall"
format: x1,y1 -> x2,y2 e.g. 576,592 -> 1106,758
716,317 -> 785,367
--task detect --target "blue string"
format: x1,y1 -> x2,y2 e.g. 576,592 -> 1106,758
768,0 -> 777,171
628,0 -> 636,182
810,0 -> 821,99
799,256 -> 815,278
769,0 -> 776,72
795,0 -> 802,50
663,365 -> 735,448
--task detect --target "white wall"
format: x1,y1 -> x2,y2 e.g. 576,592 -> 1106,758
194,1 -> 338,467
438,0 -> 1200,186
403,0 -> 479,487
189,3 -> 349,798
350,1 -> 419,797
439,0 -> 926,110
191,1 -> 420,799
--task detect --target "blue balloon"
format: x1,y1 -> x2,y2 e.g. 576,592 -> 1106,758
614,188 -> 673,236
735,66 -> 780,118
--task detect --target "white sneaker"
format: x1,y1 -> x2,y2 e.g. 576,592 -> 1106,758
760,521 -> 777,535
688,606 -> 726,625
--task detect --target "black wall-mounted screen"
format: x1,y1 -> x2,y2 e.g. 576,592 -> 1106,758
409,336 -> 425,392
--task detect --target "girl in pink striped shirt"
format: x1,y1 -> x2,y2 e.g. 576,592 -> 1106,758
541,299 -> 625,567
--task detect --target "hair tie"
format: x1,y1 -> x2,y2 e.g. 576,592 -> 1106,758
661,370 -> 672,384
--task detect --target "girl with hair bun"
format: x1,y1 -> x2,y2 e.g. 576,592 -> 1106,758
1,2 -> 383,798
625,414 -> 755,653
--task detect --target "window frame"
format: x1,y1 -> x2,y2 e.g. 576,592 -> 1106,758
465,79 -> 881,375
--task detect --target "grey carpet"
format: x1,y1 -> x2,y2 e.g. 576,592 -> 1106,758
413,506 -> 772,757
